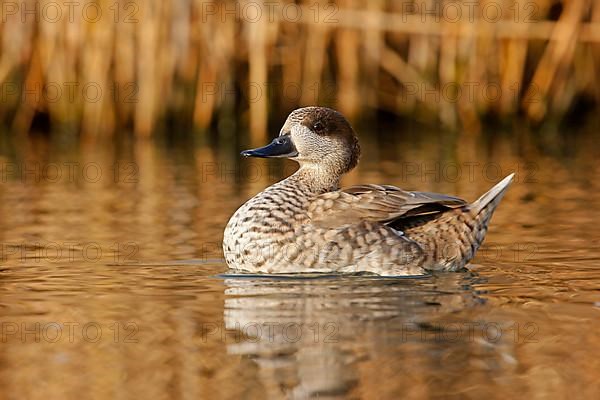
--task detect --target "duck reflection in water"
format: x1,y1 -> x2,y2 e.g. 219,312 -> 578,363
220,272 -> 513,399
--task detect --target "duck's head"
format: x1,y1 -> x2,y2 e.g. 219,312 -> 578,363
241,107 -> 360,175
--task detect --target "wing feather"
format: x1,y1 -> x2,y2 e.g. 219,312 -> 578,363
308,184 -> 467,228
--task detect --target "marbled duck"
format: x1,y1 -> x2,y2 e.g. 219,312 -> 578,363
223,107 -> 513,276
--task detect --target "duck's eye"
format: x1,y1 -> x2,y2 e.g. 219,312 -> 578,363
313,121 -> 325,132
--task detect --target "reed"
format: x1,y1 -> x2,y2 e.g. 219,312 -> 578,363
0,0 -> 599,138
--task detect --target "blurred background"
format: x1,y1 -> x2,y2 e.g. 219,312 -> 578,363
0,0 -> 599,142
1,2 -> 600,399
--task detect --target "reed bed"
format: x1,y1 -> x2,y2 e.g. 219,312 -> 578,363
0,0 -> 599,140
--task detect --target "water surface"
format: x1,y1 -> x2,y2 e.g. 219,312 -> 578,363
0,126 -> 599,399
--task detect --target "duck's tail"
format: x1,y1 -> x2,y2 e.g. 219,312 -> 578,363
457,173 -> 515,262
404,174 -> 514,271
469,173 -> 515,217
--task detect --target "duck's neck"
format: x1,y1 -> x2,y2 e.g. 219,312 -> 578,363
282,164 -> 342,195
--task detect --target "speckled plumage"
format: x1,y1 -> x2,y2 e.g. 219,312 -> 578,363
223,107 -> 513,276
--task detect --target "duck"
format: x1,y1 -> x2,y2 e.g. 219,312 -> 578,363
223,106 -> 514,276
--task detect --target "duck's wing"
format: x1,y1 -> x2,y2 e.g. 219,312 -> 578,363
307,184 -> 467,228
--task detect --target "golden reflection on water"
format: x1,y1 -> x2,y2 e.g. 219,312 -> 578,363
0,126 -> 599,399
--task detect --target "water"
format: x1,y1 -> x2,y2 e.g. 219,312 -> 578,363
0,126 -> 599,399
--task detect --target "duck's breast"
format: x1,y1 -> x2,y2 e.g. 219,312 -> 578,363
223,185 -> 309,272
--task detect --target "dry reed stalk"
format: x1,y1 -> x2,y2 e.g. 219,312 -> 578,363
194,61 -> 218,130
81,0 -> 114,137
455,17 -> 482,134
246,0 -> 268,145
193,1 -> 225,129
300,12 -> 328,107
11,39 -> 42,134
362,0 -> 384,112
591,2 -> 600,103
525,0 -> 588,121
280,20 -> 303,110
407,0 -> 436,76
113,4 -> 136,129
438,9 -> 458,129
335,0 -> 360,119
499,38 -> 528,116
135,0 -> 159,137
